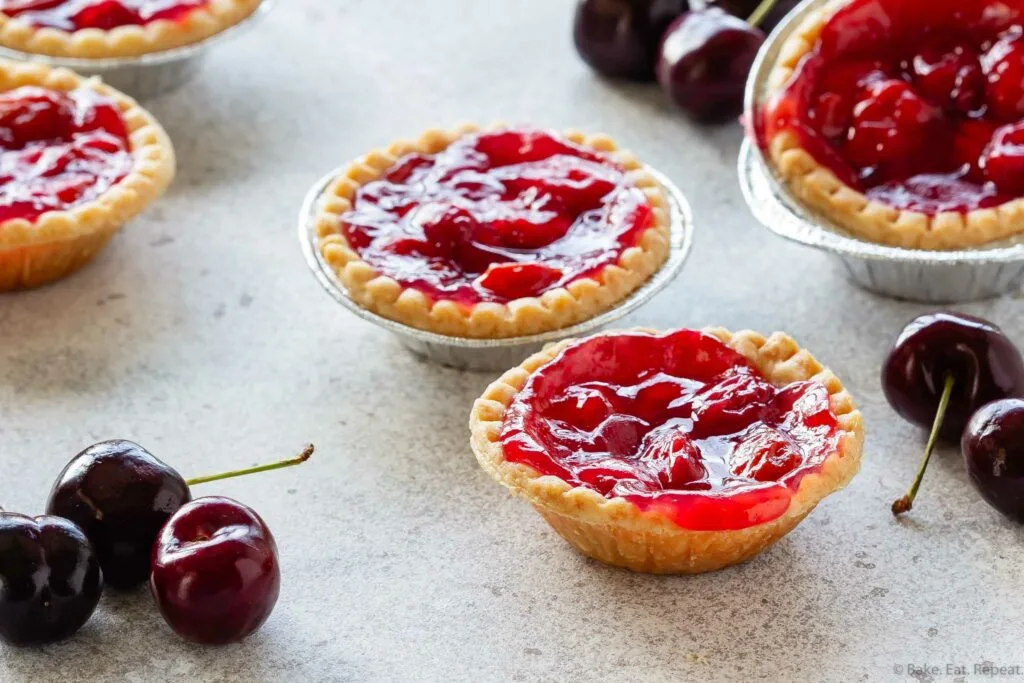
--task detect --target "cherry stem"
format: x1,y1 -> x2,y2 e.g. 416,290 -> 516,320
892,375 -> 954,516
186,444 -> 315,487
746,0 -> 780,29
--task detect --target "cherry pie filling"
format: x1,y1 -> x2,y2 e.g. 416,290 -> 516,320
500,330 -> 843,532
0,0 -> 208,31
0,85 -> 132,224
339,128 -> 655,306
760,0 -> 1024,214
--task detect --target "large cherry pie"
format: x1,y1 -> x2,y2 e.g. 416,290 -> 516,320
760,0 -> 1024,250
469,328 -> 864,574
315,125 -> 671,339
0,0 -> 261,58
0,60 -> 174,291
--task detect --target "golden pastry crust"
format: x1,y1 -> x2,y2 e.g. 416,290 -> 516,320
315,124 -> 672,339
0,0 -> 261,58
468,327 -> 865,574
0,60 -> 175,291
763,0 -> 1024,251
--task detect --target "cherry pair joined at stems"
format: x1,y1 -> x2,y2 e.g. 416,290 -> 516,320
883,312 -> 1024,518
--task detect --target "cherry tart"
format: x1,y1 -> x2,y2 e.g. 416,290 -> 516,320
0,60 -> 174,291
759,0 -> 1024,250
0,0 -> 261,58
469,328 -> 864,574
314,125 -> 671,339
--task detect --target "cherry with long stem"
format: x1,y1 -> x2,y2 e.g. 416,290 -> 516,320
892,376 -> 954,515
186,443 -> 315,487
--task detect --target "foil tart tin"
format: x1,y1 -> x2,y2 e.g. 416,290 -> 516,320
299,166 -> 695,372
0,0 -> 272,100
739,0 -> 1024,304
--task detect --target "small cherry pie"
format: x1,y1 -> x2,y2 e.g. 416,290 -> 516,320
315,125 -> 671,339
469,328 -> 863,574
0,60 -> 174,291
760,0 -> 1024,250
0,0 -> 261,58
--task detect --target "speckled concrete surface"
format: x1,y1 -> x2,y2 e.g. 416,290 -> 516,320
1,1 -> 1023,681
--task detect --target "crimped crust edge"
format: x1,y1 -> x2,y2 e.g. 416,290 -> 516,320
315,124 -> 673,339
762,0 -> 1024,250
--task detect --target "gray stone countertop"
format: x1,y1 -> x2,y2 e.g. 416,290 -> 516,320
1,1 -> 1023,681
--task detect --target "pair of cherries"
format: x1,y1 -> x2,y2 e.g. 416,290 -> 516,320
573,0 -> 796,120
0,441 -> 313,646
883,312 -> 1024,519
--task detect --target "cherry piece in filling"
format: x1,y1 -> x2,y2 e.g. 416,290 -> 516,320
911,45 -> 985,115
572,0 -> 691,81
883,312 -> 1024,515
0,87 -> 74,147
962,398 -> 1024,522
46,441 -> 313,590
0,0 -> 208,31
339,128 -> 654,306
759,0 -> 1024,215
0,85 -> 132,224
982,122 -> 1024,195
982,32 -> 1024,123
150,496 -> 280,645
843,79 -> 943,181
501,330 -> 842,531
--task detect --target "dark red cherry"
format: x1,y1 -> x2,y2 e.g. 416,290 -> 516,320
883,313 -> 1024,441
963,399 -> 1024,522
0,514 -> 102,645
982,121 -> 1024,196
885,313 -> 1024,515
573,0 -> 691,81
656,8 -> 765,122
150,497 -> 280,645
46,440 -> 190,590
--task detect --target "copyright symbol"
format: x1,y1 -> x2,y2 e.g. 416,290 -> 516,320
894,665 -> 904,675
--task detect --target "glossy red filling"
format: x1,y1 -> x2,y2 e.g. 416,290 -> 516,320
760,0 -> 1024,214
0,86 -> 132,224
500,330 -> 842,532
339,128 -> 654,305
0,0 -> 207,30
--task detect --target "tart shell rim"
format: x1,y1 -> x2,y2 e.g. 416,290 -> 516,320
467,326 -> 865,573
314,123 -> 673,340
762,0 -> 1024,251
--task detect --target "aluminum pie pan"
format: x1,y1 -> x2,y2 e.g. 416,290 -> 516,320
0,0 -> 272,100
299,165 -> 694,372
739,0 -> 1024,303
